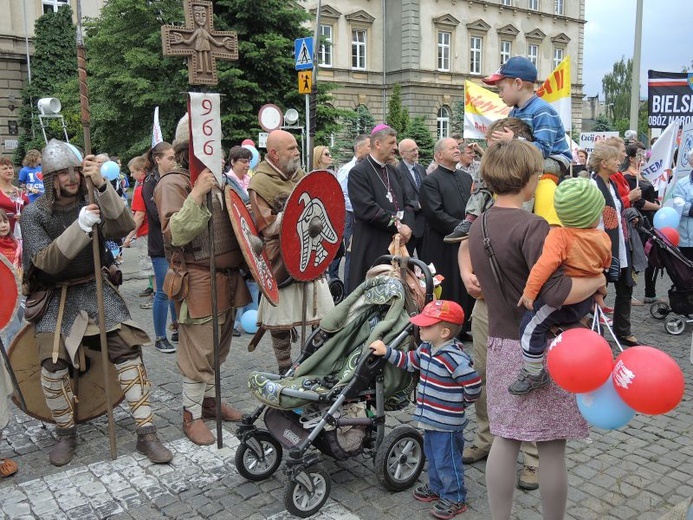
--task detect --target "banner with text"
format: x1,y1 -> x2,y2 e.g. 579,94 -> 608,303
642,120 -> 679,192
189,92 -> 223,186
463,80 -> 511,139
647,70 -> 693,129
578,131 -> 619,155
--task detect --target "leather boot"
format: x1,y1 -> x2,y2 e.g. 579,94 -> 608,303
136,425 -> 173,464
49,426 -> 76,467
201,397 -> 243,422
183,409 -> 214,445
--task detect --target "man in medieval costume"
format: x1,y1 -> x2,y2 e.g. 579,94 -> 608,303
155,115 -> 251,446
248,130 -> 334,374
20,139 -> 172,466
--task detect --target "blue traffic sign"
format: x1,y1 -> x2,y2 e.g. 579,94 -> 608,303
294,37 -> 314,71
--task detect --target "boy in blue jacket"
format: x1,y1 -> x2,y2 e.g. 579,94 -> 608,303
370,300 -> 481,519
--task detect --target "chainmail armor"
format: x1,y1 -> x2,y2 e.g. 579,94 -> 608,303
189,184 -> 240,262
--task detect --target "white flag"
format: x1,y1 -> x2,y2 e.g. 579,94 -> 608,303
152,106 -> 163,147
642,120 -> 679,192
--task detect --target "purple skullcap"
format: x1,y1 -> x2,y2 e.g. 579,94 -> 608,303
371,124 -> 391,135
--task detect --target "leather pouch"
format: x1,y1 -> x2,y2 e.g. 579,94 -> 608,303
25,289 -> 54,323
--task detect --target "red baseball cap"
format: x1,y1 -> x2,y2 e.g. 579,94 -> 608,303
410,300 -> 465,327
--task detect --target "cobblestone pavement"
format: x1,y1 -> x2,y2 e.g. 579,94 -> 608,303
0,247 -> 691,520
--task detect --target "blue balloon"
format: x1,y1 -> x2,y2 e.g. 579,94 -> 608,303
101,160 -> 120,181
653,206 -> 680,230
242,144 -> 260,169
577,377 -> 635,430
240,309 -> 259,334
65,142 -> 83,162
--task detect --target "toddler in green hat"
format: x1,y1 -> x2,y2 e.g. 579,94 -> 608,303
510,178 -> 612,395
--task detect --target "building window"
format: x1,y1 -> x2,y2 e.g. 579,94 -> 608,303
553,47 -> 564,69
501,0 -> 512,5
470,36 -> 482,74
437,31 -> 451,72
500,40 -> 512,65
554,0 -> 564,15
437,106 -> 451,139
527,44 -> 539,70
352,29 -> 367,70
319,24 -> 333,67
529,0 -> 539,10
43,0 -> 68,14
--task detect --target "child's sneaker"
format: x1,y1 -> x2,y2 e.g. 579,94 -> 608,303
508,367 -> 549,395
431,498 -> 468,519
413,483 -> 440,503
444,219 -> 472,243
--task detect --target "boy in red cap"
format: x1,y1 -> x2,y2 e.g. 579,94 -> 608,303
370,300 -> 481,519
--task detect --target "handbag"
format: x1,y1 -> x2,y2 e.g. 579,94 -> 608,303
163,250 -> 188,301
24,288 -> 54,323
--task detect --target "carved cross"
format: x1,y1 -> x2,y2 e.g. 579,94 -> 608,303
161,0 -> 238,85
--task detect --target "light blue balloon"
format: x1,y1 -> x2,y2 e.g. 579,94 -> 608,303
242,144 -> 260,169
65,142 -> 83,162
652,206 -> 680,230
577,378 -> 635,430
240,309 -> 259,334
101,160 -> 120,181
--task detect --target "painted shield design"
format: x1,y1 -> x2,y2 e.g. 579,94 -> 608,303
0,254 -> 20,334
280,170 -> 345,282
225,186 -> 280,306
8,324 -> 125,424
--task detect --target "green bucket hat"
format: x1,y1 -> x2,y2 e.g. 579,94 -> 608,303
553,178 -> 605,229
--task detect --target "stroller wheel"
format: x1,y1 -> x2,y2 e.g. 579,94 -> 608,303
665,316 -> 686,335
283,467 -> 331,518
235,431 -> 283,481
374,425 -> 425,492
650,302 -> 670,320
329,278 -> 345,304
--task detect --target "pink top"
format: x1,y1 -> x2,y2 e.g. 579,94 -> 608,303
227,169 -> 250,191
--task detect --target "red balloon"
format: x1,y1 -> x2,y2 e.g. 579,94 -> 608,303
658,227 -> 680,247
241,139 -> 255,147
612,346 -> 684,415
546,329 -> 613,393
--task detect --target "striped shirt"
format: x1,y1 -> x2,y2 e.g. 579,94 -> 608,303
510,95 -> 572,162
385,340 -> 481,431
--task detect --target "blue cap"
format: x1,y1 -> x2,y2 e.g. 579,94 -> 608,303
483,56 -> 537,85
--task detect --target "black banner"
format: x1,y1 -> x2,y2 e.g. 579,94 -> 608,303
647,70 -> 693,129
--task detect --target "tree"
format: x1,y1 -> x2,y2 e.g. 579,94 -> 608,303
602,57 -> 632,127
14,6 -> 79,163
386,83 -> 409,135
84,0 -> 346,159
404,116 -> 435,165
331,104 -> 374,165
450,99 -> 465,138
592,114 -> 614,132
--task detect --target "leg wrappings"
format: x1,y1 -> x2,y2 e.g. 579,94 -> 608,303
40,367 -> 75,429
116,357 -> 153,429
182,377 -> 206,420
270,330 -> 292,371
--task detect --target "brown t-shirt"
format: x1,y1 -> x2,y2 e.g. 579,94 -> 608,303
468,206 -> 572,340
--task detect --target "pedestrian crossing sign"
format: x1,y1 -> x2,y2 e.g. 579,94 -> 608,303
298,71 -> 313,94
294,37 -> 314,71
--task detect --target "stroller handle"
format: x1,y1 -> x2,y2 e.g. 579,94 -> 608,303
373,255 -> 435,304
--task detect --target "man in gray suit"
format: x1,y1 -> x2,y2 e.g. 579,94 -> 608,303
396,138 -> 427,257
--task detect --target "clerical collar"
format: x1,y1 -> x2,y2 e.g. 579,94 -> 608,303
437,163 -> 456,173
368,155 -> 387,168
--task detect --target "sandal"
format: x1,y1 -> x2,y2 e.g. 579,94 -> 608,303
0,458 -> 18,478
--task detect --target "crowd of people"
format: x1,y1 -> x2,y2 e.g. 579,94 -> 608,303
0,54 -> 691,520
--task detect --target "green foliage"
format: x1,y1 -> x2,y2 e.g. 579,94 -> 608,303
404,116 -> 435,165
450,99 -> 465,138
592,114 -> 614,132
386,84 -> 409,135
602,57 -> 632,126
84,0 -> 326,159
313,83 -> 356,147
331,104 -> 374,165
15,6 -> 79,164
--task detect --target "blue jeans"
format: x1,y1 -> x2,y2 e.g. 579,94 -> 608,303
234,280 -> 259,330
423,429 -> 467,504
151,256 -> 177,340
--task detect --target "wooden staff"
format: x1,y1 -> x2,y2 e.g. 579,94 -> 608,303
76,0 -> 117,460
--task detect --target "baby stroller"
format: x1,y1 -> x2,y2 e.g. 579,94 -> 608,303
645,228 -> 693,335
236,256 -> 433,517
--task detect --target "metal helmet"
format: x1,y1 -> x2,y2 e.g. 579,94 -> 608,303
40,139 -> 85,208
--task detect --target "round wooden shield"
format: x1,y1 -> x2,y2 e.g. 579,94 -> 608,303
225,186 -> 280,306
8,324 -> 124,424
280,170 -> 345,282
0,254 -> 20,334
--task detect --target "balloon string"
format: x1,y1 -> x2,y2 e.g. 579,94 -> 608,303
592,303 -> 624,352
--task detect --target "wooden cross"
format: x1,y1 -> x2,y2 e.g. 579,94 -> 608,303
161,0 -> 238,85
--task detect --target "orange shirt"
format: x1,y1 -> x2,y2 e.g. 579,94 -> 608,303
523,227 -> 611,300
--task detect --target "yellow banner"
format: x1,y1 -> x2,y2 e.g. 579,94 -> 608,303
537,56 -> 571,130
463,80 -> 510,139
